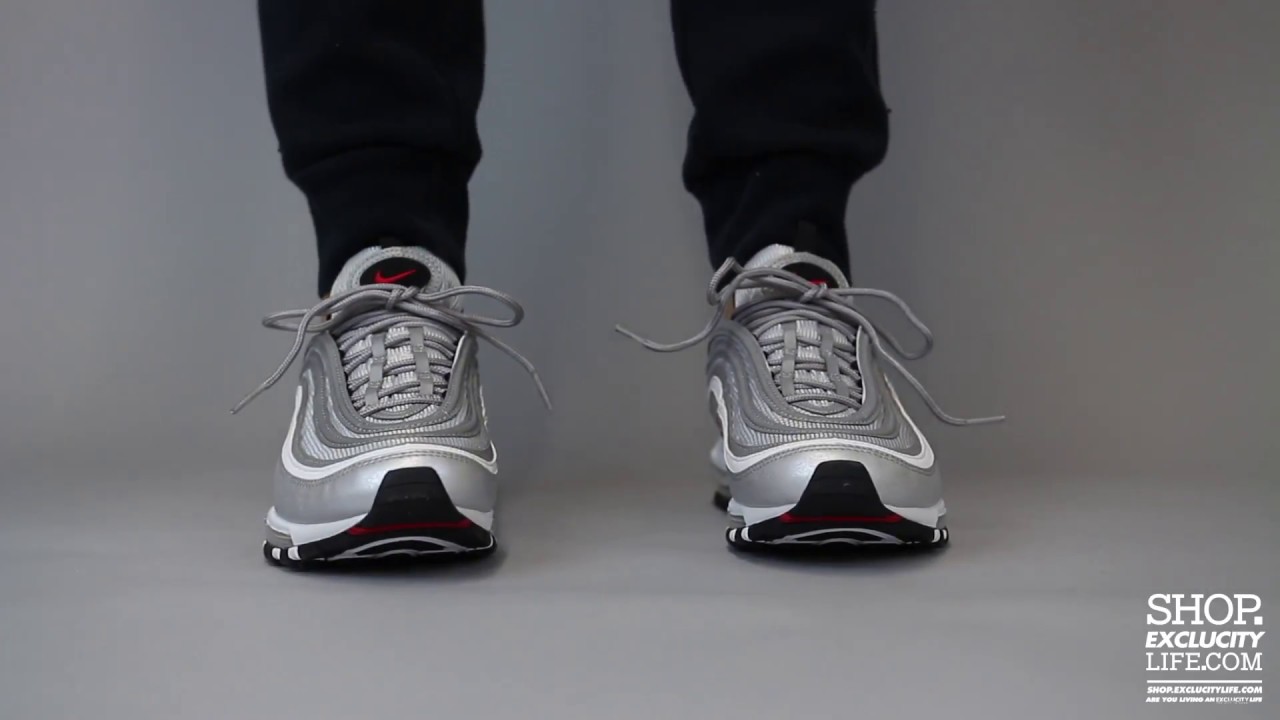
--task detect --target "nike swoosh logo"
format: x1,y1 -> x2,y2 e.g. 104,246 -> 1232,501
280,387 -> 499,479
708,376 -> 935,473
373,268 -> 417,283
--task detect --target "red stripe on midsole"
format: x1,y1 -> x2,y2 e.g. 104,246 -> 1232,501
780,512 -> 902,524
347,519 -> 472,535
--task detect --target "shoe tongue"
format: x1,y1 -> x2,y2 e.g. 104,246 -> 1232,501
330,245 -> 463,420
734,244 -> 849,308
329,245 -> 460,297
735,245 -> 861,416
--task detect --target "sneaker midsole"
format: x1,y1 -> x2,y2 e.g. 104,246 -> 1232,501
266,505 -> 495,546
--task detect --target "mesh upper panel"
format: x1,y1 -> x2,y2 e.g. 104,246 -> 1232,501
290,345 -> 491,466
708,331 -> 922,455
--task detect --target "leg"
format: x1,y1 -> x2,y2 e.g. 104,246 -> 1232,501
627,1 -> 996,551
249,1 -> 523,567
258,0 -> 484,294
671,0 -> 888,273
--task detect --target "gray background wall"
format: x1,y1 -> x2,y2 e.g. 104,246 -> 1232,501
0,0 -> 1275,479
0,2 -> 1276,718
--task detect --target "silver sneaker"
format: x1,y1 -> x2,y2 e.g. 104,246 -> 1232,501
620,244 -> 1001,550
235,246 -> 548,566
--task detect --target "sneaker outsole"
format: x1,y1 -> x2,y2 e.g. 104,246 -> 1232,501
264,467 -> 495,570
718,460 -> 948,552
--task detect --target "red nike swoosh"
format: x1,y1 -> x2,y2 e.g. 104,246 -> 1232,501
374,269 -> 417,283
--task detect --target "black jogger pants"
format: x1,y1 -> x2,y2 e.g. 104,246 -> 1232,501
257,1 -> 889,293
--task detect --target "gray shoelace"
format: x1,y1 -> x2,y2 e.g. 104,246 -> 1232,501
233,284 -> 551,415
616,259 -> 1004,426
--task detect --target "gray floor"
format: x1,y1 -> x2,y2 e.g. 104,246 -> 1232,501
2,461 -> 1274,719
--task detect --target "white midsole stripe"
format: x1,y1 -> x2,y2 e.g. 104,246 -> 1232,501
725,499 -> 794,525
266,507 -> 366,545
266,506 -> 496,545
884,499 -> 946,528
726,498 -> 946,529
